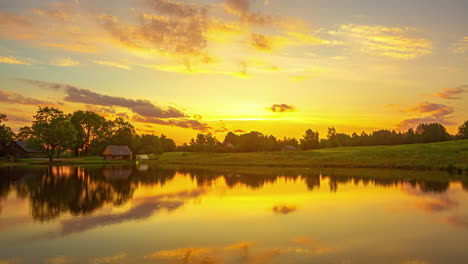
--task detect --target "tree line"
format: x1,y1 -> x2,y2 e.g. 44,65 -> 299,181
0,107 -> 176,162
182,121 -> 468,152
1,107 -> 468,159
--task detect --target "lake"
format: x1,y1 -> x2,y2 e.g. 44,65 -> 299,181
0,165 -> 467,264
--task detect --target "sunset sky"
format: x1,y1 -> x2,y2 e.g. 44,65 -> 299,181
0,0 -> 467,143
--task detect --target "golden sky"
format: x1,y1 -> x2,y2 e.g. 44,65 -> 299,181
0,0 -> 467,143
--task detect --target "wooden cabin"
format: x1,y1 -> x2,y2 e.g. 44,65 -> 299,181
1,141 -> 46,158
281,145 -> 298,151
101,145 -> 133,160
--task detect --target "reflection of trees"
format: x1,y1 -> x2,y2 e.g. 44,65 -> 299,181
0,165 -> 177,221
0,165 -> 462,220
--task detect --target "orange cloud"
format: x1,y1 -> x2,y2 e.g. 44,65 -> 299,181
434,85 -> 468,100
50,57 -> 80,67
451,37 -> 468,54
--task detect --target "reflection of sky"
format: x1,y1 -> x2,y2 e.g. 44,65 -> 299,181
0,171 -> 467,264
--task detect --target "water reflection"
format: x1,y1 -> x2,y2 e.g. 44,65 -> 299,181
0,165 -> 467,222
0,165 -> 467,264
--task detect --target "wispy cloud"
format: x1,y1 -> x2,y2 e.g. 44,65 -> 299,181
397,101 -> 455,130
0,90 -> 53,106
330,24 -> 432,59
51,57 -> 80,67
94,60 -> 131,70
434,85 -> 468,100
0,56 -> 32,65
451,37 -> 468,54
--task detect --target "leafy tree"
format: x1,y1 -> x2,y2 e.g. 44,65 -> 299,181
29,107 -> 78,162
70,110 -> 106,156
0,114 -> 14,149
457,120 -> 468,139
300,129 -> 320,150
415,123 -> 450,143
16,126 -> 33,141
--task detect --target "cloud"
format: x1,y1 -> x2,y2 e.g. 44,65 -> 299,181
397,102 -> 456,130
94,60 -> 131,70
223,0 -> 274,26
15,78 -> 68,90
268,104 -> 296,113
0,56 -> 31,65
51,57 -> 80,67
251,33 -> 273,51
434,85 -> 468,100
41,42 -> 97,53
0,90 -> 53,106
64,86 -> 187,118
0,12 -> 32,27
332,24 -> 432,59
406,102 -> 454,117
133,116 -> 211,131
451,37 -> 468,54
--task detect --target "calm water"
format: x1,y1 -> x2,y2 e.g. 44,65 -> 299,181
0,165 -> 467,264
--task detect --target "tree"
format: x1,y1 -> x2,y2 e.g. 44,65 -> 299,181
29,107 -> 78,162
70,110 -> 105,156
415,123 -> 450,143
300,129 -> 320,150
457,120 -> 468,139
0,114 -> 14,149
16,126 -> 33,141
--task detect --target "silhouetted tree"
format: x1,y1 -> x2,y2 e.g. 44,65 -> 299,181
300,129 -> 320,150
0,114 -> 14,149
457,120 -> 468,140
415,123 -> 450,143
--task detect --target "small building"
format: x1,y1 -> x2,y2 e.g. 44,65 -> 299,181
281,145 -> 298,151
101,145 -> 133,160
1,141 -> 46,158
222,141 -> 234,148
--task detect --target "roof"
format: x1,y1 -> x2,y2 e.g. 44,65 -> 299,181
14,141 -> 40,153
102,145 -> 133,156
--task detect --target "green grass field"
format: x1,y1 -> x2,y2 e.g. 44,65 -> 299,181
158,140 -> 468,172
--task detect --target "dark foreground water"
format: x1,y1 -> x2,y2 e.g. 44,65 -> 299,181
0,165 -> 467,264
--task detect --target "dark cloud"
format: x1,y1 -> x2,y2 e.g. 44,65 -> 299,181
435,85 -> 468,100
251,33 -> 272,51
15,78 -> 67,90
268,104 -> 296,113
0,89 -> 53,106
133,116 -> 211,131
397,116 -> 456,130
64,86 -> 187,119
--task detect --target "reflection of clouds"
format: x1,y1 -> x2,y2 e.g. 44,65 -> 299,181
60,189 -> 206,236
292,236 -> 334,255
147,238 -> 333,264
444,215 -> 468,229
413,198 -> 458,213
88,253 -> 127,264
400,183 -> 468,230
272,205 -> 297,215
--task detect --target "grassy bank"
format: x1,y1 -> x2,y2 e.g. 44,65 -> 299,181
158,140 -> 468,172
